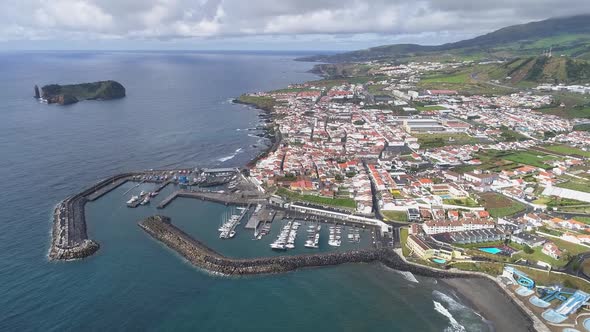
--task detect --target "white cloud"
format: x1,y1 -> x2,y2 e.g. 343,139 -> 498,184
1,0 -> 590,46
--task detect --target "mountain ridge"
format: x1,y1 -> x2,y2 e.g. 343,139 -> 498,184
298,14 -> 590,63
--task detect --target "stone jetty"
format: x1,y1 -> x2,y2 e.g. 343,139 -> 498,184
49,172 -> 135,260
139,215 -> 475,279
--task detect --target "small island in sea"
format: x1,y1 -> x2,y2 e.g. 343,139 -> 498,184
34,80 -> 126,105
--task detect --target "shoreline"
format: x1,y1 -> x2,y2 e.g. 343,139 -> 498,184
441,278 -> 537,332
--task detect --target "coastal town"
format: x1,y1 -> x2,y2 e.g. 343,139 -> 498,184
46,54 -> 590,331
236,58 -> 590,331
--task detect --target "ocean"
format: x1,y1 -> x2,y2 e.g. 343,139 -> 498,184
0,51 -> 489,331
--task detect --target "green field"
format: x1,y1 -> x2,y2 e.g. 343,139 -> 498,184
415,105 -> 446,111
502,151 -> 557,169
415,133 -> 480,149
276,188 -> 356,209
478,192 -> 526,218
442,197 -> 480,207
421,72 -> 471,84
382,210 -> 409,222
543,144 -> 590,158
557,178 -> 590,193
574,216 -> 590,225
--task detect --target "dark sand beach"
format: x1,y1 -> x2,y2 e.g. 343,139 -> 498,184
442,278 -> 536,332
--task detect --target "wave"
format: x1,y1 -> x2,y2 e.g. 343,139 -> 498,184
433,300 -> 466,332
395,270 -> 419,284
217,148 -> 244,162
433,290 -> 466,311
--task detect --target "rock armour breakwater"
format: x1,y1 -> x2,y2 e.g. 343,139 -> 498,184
49,172 -> 136,260
139,215 -> 474,278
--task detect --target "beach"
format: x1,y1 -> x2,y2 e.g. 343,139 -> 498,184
442,278 -> 535,331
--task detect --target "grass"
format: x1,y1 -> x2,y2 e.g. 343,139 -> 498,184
502,150 -> 557,169
478,192 -> 526,218
556,177 -> 590,193
421,72 -> 471,84
237,94 -> 276,111
451,262 -> 504,276
543,144 -> 590,158
382,210 -> 409,222
573,216 -> 590,225
514,244 -> 567,267
276,188 -> 356,209
414,133 -> 480,149
415,105 -> 446,111
442,197 -> 480,207
400,228 -> 410,257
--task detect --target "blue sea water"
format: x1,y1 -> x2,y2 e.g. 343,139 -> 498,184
0,51 -> 489,331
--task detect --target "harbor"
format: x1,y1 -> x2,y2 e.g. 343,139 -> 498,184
51,167 -> 387,261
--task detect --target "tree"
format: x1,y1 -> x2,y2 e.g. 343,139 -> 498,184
523,245 -> 534,254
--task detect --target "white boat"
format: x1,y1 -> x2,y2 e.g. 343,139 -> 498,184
140,196 -> 150,205
126,195 -> 139,204
229,230 -> 236,238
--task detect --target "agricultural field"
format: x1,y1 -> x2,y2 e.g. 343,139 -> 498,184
478,192 -> 526,217
543,144 -> 590,158
420,72 -> 471,84
501,150 -> 558,169
556,176 -> 590,193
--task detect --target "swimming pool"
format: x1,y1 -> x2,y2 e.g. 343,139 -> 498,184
479,247 -> 502,254
432,258 -> 447,264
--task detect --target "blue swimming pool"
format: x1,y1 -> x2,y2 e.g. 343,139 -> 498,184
432,258 -> 447,264
479,247 -> 502,254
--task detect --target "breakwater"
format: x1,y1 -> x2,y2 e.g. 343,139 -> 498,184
139,215 -> 474,279
49,172 -> 136,260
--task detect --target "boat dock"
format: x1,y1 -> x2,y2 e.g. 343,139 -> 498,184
157,190 -> 257,209
245,205 -> 276,230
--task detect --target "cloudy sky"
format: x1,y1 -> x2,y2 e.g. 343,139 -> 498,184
1,0 -> 590,51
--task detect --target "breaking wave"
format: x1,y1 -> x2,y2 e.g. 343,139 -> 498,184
395,270 -> 419,283
433,300 -> 466,332
217,148 -> 243,162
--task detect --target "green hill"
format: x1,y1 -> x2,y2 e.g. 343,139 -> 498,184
41,80 -> 126,105
299,15 -> 590,63
482,56 -> 590,84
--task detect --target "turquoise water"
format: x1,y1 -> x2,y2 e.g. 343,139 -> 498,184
479,247 -> 502,254
432,258 -> 447,264
0,51 -> 490,331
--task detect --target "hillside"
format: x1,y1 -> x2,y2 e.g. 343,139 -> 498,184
40,80 -> 126,105
481,56 -> 590,84
299,15 -> 590,63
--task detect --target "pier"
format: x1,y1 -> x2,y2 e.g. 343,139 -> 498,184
157,190 -> 260,209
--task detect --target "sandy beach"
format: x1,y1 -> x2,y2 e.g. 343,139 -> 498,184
442,278 -> 536,332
